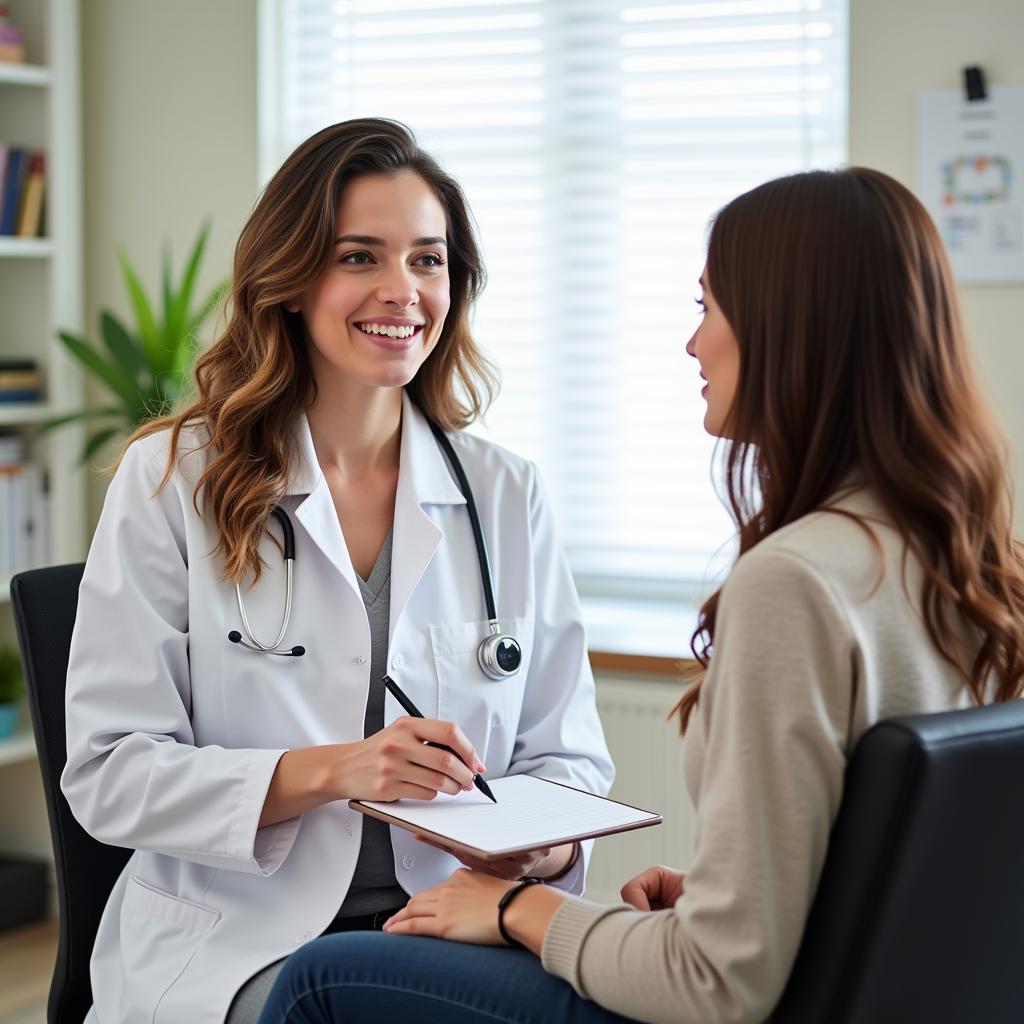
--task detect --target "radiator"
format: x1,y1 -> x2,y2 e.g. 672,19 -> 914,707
584,674 -> 697,904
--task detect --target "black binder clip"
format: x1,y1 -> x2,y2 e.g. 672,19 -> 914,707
963,65 -> 987,102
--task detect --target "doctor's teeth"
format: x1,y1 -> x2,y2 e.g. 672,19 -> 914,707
359,323 -> 417,338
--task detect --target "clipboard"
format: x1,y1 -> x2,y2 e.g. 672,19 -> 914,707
349,774 -> 662,861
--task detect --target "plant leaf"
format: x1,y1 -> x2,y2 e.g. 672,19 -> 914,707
169,284 -> 225,383
79,426 -> 121,464
172,221 -> 212,339
189,278 -> 229,333
152,371 -> 180,407
175,278 -> 228,377
57,331 -> 140,409
162,240 -> 174,336
100,311 -> 147,380
36,406 -> 124,434
163,222 -> 212,377
118,249 -> 166,375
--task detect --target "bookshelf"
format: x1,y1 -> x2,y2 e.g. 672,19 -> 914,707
0,62 -> 51,89
0,237 -> 52,257
0,0 -> 84,790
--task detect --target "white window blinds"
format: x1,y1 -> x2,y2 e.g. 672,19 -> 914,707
262,0 -> 848,598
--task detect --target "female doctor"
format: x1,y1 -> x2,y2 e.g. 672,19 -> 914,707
60,117 -> 613,1024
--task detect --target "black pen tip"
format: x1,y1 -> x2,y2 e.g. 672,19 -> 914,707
475,776 -> 497,803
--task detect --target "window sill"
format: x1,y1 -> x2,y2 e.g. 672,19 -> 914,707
582,596 -> 698,676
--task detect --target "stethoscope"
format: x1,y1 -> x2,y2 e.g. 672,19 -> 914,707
227,418 -> 523,680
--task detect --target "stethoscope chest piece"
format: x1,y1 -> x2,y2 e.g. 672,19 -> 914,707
478,621 -> 522,680
229,414 -> 526,673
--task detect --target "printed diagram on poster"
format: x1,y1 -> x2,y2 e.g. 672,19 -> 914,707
917,85 -> 1024,283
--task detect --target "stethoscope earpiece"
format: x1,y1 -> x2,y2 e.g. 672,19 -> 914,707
228,625 -> 305,657
227,505 -> 306,657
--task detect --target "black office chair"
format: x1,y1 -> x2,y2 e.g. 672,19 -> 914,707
12,564 -> 131,1024
14,561 -> 1024,1023
772,698 -> 1024,1023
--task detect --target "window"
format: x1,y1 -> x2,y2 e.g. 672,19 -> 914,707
261,0 -> 848,602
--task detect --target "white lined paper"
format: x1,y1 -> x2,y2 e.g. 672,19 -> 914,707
354,774 -> 660,856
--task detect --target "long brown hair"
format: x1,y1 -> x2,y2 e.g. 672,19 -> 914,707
675,167 -> 1024,730
127,118 -> 496,584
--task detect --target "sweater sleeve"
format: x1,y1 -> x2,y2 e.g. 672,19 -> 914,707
541,547 -> 856,1024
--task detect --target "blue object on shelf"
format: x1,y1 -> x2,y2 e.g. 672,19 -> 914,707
0,703 -> 17,738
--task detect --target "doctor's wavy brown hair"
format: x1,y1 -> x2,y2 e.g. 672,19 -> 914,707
126,118 -> 496,584
674,167 -> 1024,731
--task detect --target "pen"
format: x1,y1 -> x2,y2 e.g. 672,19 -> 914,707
382,674 -> 497,804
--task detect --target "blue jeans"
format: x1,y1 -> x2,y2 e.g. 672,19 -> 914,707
255,931 -> 638,1024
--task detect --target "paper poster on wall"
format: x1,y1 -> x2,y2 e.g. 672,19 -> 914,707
917,85 -> 1024,283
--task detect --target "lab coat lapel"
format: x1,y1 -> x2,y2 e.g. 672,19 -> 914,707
288,413 -> 362,593
390,393 -> 467,643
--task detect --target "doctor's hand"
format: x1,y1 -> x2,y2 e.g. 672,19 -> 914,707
413,834 -> 578,882
338,716 -> 485,803
620,865 -> 686,911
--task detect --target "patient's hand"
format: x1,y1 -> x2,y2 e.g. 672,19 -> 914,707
620,865 -> 685,911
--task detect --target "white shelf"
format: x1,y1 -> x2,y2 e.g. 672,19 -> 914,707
0,237 -> 53,258
0,402 -> 60,425
0,731 -> 36,767
0,62 -> 51,87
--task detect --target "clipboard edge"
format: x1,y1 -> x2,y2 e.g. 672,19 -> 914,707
347,776 -> 663,862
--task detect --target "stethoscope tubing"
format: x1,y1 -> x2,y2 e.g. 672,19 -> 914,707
229,505 -> 305,657
424,418 -> 499,626
230,413 -> 521,676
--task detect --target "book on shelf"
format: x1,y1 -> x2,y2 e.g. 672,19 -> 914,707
0,360 -> 42,403
0,146 -> 46,237
0,5 -> 26,64
0,435 -> 50,574
16,153 -> 44,238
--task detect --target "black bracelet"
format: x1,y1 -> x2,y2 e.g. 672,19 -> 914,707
497,876 -> 543,949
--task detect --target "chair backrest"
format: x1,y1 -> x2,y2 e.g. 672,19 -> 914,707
772,699 -> 1024,1023
12,564 -> 131,1024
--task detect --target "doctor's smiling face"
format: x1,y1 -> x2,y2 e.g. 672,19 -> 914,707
289,170 -> 451,392
686,268 -> 740,438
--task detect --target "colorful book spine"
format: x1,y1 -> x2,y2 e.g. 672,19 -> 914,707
16,152 -> 45,238
0,145 -> 9,212
0,360 -> 42,403
0,440 -> 51,574
0,147 -> 26,235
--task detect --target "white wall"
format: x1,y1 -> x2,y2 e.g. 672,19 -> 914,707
76,2 -> 1024,529
849,0 -> 1024,526
81,0 -> 258,520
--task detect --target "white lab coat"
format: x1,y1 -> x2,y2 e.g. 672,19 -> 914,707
61,391 -> 614,1024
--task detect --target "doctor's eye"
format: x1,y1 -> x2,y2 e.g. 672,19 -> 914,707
413,253 -> 447,268
694,297 -> 707,313
339,250 -> 374,265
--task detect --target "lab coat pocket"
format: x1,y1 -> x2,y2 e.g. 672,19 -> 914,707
430,617 -> 531,763
120,875 -> 221,1010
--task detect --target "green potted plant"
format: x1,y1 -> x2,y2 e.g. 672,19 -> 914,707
0,644 -> 24,739
42,221 -> 228,460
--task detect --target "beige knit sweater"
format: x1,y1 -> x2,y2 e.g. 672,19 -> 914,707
542,490 -> 979,1024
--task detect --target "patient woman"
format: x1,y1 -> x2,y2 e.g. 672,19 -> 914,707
257,167 -> 1024,1023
